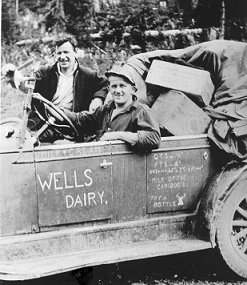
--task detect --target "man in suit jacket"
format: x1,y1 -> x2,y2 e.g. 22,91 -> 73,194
34,36 -> 108,113
29,36 -> 109,141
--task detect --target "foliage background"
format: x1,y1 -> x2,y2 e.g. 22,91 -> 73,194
1,0 -> 247,119
2,0 -> 247,68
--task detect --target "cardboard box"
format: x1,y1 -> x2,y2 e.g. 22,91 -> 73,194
151,90 -> 211,135
145,60 -> 214,106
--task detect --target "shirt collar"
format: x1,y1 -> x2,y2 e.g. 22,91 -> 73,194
57,61 -> 78,78
106,95 -> 138,113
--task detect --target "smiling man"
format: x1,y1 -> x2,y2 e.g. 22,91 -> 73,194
33,36 -> 108,113
63,64 -> 161,152
23,36 -> 109,142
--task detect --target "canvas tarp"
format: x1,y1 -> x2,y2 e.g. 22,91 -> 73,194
126,40 -> 247,160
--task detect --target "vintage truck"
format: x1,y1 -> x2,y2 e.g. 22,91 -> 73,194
0,40 -> 247,281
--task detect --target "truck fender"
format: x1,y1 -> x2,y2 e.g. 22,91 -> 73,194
196,159 -> 247,247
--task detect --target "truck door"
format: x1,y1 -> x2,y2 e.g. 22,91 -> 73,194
33,142 -> 113,227
146,135 -> 215,214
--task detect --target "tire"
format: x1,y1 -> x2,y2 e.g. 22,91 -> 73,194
216,178 -> 247,279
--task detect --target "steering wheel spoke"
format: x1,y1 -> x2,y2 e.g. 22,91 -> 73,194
32,93 -> 79,141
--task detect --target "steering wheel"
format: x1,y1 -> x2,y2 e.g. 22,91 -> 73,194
32,93 -> 79,140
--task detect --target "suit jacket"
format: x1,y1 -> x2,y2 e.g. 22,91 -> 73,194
34,62 -> 109,112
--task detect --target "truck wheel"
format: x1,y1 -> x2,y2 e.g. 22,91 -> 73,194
216,179 -> 247,279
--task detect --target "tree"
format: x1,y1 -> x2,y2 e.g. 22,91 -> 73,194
63,0 -> 93,46
191,0 -> 222,28
1,0 -> 21,44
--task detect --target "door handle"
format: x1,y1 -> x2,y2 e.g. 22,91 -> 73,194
100,159 -> 113,169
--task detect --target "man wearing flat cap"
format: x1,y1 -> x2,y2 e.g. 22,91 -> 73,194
64,64 -> 161,152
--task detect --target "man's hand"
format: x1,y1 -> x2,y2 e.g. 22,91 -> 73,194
100,131 -> 138,145
100,132 -> 121,141
89,98 -> 103,113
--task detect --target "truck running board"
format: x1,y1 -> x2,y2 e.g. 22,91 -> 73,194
0,238 -> 211,280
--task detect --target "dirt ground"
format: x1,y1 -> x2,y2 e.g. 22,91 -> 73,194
1,249 -> 246,285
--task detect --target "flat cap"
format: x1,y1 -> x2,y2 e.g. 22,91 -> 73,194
105,64 -> 136,86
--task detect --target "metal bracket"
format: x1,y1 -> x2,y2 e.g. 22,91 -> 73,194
31,224 -> 40,233
203,151 -> 208,160
100,159 -> 113,169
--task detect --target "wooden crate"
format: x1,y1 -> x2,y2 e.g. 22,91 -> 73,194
151,90 -> 211,135
145,60 -> 214,106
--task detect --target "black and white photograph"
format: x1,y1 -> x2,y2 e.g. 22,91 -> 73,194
1,0 -> 247,284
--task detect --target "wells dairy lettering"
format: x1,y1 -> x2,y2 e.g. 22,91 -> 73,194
37,169 -> 110,210
38,169 -> 93,191
65,191 -> 106,208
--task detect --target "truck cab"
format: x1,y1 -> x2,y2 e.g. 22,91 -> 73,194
0,122 -> 246,280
